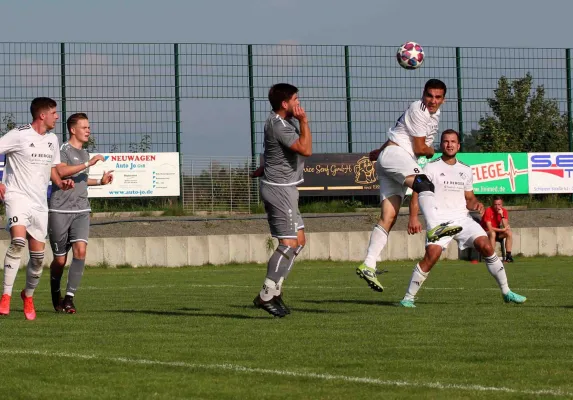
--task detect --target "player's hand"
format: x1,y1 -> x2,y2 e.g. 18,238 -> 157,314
101,170 -> 114,185
369,148 -> 381,162
250,166 -> 264,179
60,179 -> 75,190
408,217 -> 423,235
89,154 -> 105,166
0,183 -> 5,200
293,105 -> 307,122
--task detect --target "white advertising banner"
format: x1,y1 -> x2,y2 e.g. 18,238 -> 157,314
528,153 -> 573,194
87,152 -> 180,197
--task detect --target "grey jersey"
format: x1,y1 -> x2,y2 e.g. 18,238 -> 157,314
262,111 -> 305,186
48,142 -> 91,213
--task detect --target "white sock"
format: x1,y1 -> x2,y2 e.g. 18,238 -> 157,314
403,264 -> 429,301
418,191 -> 439,229
259,278 -> 280,301
24,251 -> 44,297
484,254 -> 510,295
3,238 -> 26,296
364,225 -> 388,268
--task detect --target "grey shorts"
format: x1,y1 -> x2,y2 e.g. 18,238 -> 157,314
48,212 -> 90,256
260,182 -> 304,239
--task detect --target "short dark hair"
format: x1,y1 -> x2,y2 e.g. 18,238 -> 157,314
268,83 -> 298,111
424,79 -> 447,96
67,113 -> 89,133
441,129 -> 460,142
30,97 -> 57,119
493,196 -> 503,202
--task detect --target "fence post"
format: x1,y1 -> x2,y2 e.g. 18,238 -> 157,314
60,43 -> 67,142
174,43 -> 183,206
566,48 -> 572,202
456,47 -> 464,151
248,45 -> 256,159
344,45 -> 353,153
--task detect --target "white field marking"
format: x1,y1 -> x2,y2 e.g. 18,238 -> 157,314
80,284 -> 550,292
0,349 -> 569,398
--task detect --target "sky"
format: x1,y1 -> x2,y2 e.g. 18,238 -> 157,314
1,0 -> 571,157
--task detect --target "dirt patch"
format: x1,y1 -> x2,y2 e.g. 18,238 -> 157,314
1,208 -> 570,240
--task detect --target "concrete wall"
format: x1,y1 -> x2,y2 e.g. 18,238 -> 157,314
0,226 -> 571,267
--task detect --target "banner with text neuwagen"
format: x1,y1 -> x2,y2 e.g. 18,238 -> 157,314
87,152 -> 180,197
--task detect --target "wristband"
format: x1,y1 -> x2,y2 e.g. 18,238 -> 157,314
97,179 -> 102,185
84,161 -> 90,169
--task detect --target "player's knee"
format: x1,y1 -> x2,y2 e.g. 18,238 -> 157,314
51,256 -> 67,269
505,229 -> 512,238
411,174 -> 434,194
6,237 -> 26,259
487,230 -> 496,239
73,248 -> 87,260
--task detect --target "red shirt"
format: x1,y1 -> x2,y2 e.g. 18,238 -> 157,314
481,207 -> 508,231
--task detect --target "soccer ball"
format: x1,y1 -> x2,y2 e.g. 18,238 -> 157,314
396,42 -> 425,70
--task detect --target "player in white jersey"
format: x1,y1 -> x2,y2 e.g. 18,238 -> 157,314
0,97 -> 74,320
356,79 -> 462,292
399,129 -> 526,307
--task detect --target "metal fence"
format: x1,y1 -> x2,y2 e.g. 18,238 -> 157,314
1,43 -> 572,211
180,156 -> 259,213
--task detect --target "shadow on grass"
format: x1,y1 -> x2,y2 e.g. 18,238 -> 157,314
230,304 -> 350,314
302,299 -> 400,307
112,309 -> 269,320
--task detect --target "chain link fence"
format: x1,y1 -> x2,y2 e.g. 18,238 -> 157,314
1,42 -> 572,212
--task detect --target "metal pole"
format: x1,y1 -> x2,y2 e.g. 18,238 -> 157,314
566,48 -> 572,202
456,47 -> 464,151
248,45 -> 256,159
60,43 -> 67,142
344,45 -> 353,153
174,43 -> 183,205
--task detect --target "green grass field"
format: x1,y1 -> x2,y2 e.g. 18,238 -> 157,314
0,257 -> 572,399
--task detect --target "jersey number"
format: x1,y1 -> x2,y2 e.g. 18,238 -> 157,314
413,168 -> 420,174
8,216 -> 19,225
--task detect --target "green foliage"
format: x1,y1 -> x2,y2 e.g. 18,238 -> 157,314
129,134 -> 152,153
477,73 -> 568,152
0,113 -> 17,136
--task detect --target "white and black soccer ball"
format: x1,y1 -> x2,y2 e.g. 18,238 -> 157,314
396,41 -> 425,70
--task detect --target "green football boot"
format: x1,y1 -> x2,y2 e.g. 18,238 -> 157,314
355,263 -> 384,292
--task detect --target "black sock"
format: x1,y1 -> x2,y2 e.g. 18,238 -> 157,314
506,251 -> 512,257
50,269 -> 63,293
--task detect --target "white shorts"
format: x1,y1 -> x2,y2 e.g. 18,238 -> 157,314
5,200 -> 48,243
377,145 -> 421,201
426,216 -> 487,251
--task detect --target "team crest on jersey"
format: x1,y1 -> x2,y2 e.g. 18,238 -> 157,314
48,142 -> 53,149
459,172 -> 468,180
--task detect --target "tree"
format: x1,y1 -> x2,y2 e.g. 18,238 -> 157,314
477,73 -> 568,152
0,113 -> 17,136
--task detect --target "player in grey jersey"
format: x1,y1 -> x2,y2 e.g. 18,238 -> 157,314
252,83 -> 312,317
48,113 -> 113,313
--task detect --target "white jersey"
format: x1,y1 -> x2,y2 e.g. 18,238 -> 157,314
387,100 -> 440,160
424,157 -> 473,220
0,124 -> 61,212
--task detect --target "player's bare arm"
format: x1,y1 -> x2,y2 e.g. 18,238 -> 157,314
464,191 -> 484,214
50,167 -> 75,191
88,170 -> 114,186
412,136 -> 435,158
56,154 -> 105,178
408,191 -> 423,235
289,105 -> 312,157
